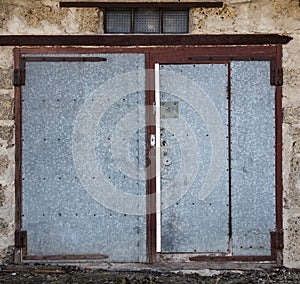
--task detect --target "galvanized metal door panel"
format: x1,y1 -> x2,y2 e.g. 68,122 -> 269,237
22,54 -> 146,262
159,64 -> 229,253
231,61 -> 276,255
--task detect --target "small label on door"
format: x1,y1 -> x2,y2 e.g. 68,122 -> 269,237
161,101 -> 179,118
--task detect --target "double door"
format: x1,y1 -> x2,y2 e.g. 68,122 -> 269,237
20,52 -> 276,261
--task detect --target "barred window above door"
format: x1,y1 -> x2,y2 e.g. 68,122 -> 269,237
105,9 -> 189,34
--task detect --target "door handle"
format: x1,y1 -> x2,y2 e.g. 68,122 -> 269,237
150,134 -> 155,147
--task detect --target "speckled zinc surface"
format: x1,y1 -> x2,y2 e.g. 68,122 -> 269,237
22,54 -> 146,262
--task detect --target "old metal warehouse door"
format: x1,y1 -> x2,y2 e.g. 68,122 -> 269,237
156,61 -> 276,256
21,54 -> 147,261
19,50 -> 277,262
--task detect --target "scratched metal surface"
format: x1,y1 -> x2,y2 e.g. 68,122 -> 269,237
22,54 -> 147,262
231,61 -> 276,256
159,64 -> 230,253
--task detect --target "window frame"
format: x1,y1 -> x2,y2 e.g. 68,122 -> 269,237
104,8 -> 189,34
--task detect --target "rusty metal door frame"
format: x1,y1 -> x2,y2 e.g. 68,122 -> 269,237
146,46 -> 283,264
14,45 -> 283,265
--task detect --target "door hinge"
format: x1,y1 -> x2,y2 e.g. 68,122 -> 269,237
15,231 -> 27,248
13,68 -> 26,86
271,230 -> 283,250
271,67 -> 283,86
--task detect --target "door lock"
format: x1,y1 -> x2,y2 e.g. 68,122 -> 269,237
150,134 -> 156,147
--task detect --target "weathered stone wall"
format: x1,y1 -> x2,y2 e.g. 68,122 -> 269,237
0,1 -> 102,35
0,45 -> 15,264
0,0 -> 299,267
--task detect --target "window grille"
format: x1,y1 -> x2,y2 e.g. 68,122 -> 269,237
105,9 -> 189,34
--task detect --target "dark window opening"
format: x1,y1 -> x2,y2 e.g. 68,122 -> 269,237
105,8 -> 189,34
